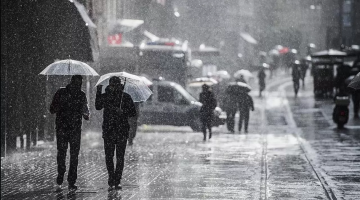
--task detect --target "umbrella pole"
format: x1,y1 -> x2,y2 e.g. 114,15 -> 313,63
119,78 -> 126,110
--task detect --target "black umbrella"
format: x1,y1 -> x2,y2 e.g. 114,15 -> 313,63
226,82 -> 251,95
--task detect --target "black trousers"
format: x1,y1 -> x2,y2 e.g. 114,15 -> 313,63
56,129 -> 81,185
200,111 -> 213,138
239,110 -> 250,131
352,93 -> 360,116
226,110 -> 236,132
103,130 -> 128,186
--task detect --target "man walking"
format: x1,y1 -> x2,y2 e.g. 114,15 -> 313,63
50,75 -> 90,191
258,68 -> 266,97
292,62 -> 301,97
224,85 -> 240,133
95,76 -> 136,190
238,91 -> 254,133
199,84 -> 217,141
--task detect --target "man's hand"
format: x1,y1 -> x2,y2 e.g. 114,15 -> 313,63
83,114 -> 90,120
252,108 -> 255,111
115,108 -> 123,115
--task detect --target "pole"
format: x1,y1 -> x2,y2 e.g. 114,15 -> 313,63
119,78 -> 126,110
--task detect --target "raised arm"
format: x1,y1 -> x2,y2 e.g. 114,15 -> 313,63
50,89 -> 61,114
82,93 -> 90,120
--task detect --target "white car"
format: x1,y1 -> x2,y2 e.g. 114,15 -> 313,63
138,79 -> 226,131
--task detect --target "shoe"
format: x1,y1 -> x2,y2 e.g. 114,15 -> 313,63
56,174 -> 64,185
115,184 -> 122,190
55,185 -> 62,192
108,178 -> 115,187
245,130 -> 248,133
203,138 -> 206,141
68,184 -> 78,191
209,134 -> 212,139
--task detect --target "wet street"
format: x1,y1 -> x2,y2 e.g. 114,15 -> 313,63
1,74 -> 360,200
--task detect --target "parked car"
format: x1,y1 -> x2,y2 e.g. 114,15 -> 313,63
138,79 -> 226,131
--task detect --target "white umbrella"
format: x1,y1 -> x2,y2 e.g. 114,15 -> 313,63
214,70 -> 230,79
234,69 -> 253,79
95,72 -> 153,102
140,76 -> 153,86
188,77 -> 218,87
39,59 -> 99,76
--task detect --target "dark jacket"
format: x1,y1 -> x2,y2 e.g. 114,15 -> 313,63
50,84 -> 89,131
199,91 -> 217,113
258,70 -> 266,87
292,65 -> 301,82
239,93 -> 254,112
95,86 -> 136,135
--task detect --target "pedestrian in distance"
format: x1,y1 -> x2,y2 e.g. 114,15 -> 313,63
292,62 -> 301,97
300,59 -> 308,88
128,102 -> 140,145
199,84 -> 217,141
238,91 -> 254,133
224,85 -> 241,133
95,76 -> 137,191
258,68 -> 266,97
50,75 -> 90,191
351,90 -> 360,119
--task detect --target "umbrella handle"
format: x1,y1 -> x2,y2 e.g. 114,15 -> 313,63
119,78 -> 127,111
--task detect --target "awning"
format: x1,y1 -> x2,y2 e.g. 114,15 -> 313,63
73,0 -> 96,28
311,49 -> 347,57
108,19 -> 144,35
240,32 -> 257,44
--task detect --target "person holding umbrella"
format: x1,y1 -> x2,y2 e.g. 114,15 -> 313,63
238,91 -> 254,133
95,76 -> 137,190
50,75 -> 90,191
258,66 -> 267,97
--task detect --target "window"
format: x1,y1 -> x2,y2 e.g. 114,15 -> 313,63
147,85 -> 153,101
158,86 -> 174,102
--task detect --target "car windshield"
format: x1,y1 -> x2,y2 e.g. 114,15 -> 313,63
174,84 -> 197,102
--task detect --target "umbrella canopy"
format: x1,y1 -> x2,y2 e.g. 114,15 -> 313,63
234,69 -> 253,79
348,72 -> 360,90
39,59 -> 99,76
311,49 -> 347,57
269,49 -> 280,56
188,77 -> 218,87
140,76 -> 153,86
214,70 -> 231,79
226,81 -> 252,94
95,72 -> 153,102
